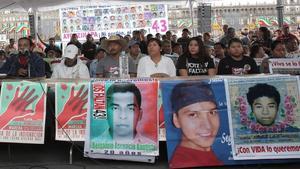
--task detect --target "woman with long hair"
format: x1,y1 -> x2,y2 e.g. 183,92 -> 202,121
177,37 -> 216,76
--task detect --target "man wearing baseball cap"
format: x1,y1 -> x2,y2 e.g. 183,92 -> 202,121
127,40 -> 145,68
169,82 -> 223,168
51,44 -> 90,79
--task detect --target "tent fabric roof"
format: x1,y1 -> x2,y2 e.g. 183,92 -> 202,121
0,0 -> 193,11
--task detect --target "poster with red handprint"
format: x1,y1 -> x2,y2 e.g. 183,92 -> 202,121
0,81 -> 47,144
55,82 -> 88,141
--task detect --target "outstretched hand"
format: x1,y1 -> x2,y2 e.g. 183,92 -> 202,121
57,85 -> 88,129
0,86 -> 38,129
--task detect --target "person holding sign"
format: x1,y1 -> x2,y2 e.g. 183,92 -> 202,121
170,82 -> 223,168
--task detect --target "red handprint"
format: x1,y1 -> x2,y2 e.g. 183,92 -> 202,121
29,93 -> 46,120
57,85 -> 88,129
0,86 -> 38,129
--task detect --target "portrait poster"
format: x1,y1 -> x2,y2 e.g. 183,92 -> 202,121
269,58 -> 300,75
160,78 -> 231,168
55,82 -> 88,141
0,81 -> 47,144
226,75 -> 300,160
85,79 -> 159,161
60,4 -> 168,41
158,88 -> 166,141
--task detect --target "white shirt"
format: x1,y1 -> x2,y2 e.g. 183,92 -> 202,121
137,55 -> 176,77
51,59 -> 90,79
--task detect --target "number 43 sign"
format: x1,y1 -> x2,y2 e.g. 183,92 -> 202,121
151,19 -> 168,33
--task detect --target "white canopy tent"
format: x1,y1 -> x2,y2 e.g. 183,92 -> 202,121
0,0 -> 198,11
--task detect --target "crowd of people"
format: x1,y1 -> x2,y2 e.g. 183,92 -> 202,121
0,24 -> 299,79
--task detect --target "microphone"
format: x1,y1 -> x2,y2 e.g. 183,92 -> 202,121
19,49 -> 30,56
18,49 -> 30,70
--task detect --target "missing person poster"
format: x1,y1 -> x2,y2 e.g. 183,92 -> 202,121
60,4 -> 168,41
160,78 -> 230,168
269,58 -> 300,75
85,79 -> 159,161
0,81 -> 47,144
55,82 -> 88,141
158,88 -> 166,141
226,75 -> 300,160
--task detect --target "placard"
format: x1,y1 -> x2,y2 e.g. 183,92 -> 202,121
0,81 -> 47,144
60,4 -> 168,41
226,76 -> 300,160
85,79 -> 159,162
269,58 -> 300,75
55,82 -> 88,141
160,79 -> 230,168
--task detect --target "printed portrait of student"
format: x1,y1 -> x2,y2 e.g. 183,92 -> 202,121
170,82 -> 223,168
103,82 -> 155,144
246,83 -> 280,126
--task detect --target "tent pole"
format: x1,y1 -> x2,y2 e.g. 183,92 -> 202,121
188,0 -> 195,36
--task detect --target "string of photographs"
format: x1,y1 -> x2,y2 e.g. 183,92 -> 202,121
60,4 -> 168,41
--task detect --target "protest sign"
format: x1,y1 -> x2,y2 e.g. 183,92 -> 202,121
226,75 -> 300,160
60,4 -> 168,41
85,79 -> 159,162
55,82 -> 88,141
269,58 -> 300,75
0,81 -> 47,144
160,78 -> 230,168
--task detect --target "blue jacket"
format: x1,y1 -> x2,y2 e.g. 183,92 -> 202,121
0,52 -> 45,78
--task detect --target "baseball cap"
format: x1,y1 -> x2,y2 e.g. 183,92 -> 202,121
64,44 -> 78,59
171,82 -> 216,113
128,40 -> 140,48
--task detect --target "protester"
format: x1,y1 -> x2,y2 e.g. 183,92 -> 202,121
127,40 -> 145,68
254,27 -> 272,55
285,35 -> 300,58
0,37 -> 45,78
260,40 -> 287,73
177,37 -> 215,76
89,48 -> 106,78
177,28 -> 190,53
137,38 -> 176,77
220,27 -> 236,47
4,38 -> 17,56
82,34 -> 97,60
67,33 -> 82,50
217,38 -> 258,75
37,34 -> 62,57
96,35 -> 136,78
203,32 -> 214,47
51,44 -> 90,79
